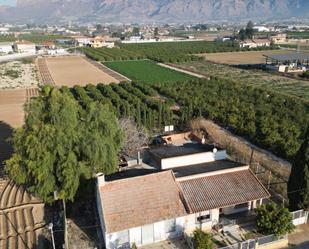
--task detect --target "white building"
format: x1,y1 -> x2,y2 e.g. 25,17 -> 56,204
253,26 -> 270,32
96,133 -> 270,249
239,39 -> 270,49
72,36 -> 92,47
0,42 -> 13,54
13,41 -> 36,53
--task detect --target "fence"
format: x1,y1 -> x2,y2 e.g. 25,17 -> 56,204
217,234 -> 288,249
291,209 -> 308,226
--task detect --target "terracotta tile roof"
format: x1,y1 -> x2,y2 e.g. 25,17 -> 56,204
99,170 -> 187,233
178,169 -> 270,213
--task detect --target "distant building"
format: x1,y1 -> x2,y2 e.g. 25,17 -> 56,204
264,52 -> 309,73
13,40 -> 36,53
253,26 -> 270,32
72,35 -> 115,48
40,41 -> 56,50
72,36 -> 92,47
0,42 -> 13,54
271,33 -> 287,44
96,132 -> 270,249
239,39 -> 270,49
89,36 -> 115,48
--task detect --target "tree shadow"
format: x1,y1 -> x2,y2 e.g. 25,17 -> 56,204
66,178 -> 103,249
0,121 -> 13,171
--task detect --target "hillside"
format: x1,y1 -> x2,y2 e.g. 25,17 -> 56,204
0,0 -> 309,23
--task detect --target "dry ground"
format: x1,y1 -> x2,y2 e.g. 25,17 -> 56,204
0,89 -> 27,128
200,50 -> 294,65
41,55 -> 119,87
0,60 -> 39,89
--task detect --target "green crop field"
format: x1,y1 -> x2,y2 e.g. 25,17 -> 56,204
104,60 -> 194,83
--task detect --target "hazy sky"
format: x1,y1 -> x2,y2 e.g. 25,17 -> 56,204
0,0 -> 16,6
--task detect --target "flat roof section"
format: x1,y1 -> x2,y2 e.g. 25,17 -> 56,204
264,52 -> 309,62
172,159 -> 247,178
149,143 -> 220,159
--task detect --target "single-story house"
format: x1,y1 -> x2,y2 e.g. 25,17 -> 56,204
239,39 -> 270,49
97,151 -> 270,248
0,42 -> 13,54
89,36 -> 115,48
13,40 -> 36,53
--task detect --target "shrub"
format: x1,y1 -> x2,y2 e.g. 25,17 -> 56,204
256,202 -> 295,236
193,228 -> 213,249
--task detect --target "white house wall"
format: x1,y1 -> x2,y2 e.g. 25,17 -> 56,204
184,209 -> 219,235
161,150 -> 227,169
104,216 -> 186,249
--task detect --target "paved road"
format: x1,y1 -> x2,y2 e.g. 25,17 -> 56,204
0,52 -> 38,63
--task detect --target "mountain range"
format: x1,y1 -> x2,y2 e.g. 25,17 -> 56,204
0,0 -> 309,24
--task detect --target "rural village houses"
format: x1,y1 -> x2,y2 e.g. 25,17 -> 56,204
96,132 -> 270,249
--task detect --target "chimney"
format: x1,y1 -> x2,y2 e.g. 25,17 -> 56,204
137,151 -> 141,165
96,173 -> 105,186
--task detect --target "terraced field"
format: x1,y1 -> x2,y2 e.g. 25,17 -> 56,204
0,178 -> 46,249
0,88 -> 46,249
173,60 -> 309,100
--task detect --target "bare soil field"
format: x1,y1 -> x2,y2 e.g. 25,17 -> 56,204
40,56 -> 120,87
0,89 -> 27,128
200,50 -> 294,65
0,60 -> 39,89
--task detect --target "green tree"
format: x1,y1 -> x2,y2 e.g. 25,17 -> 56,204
288,128 -> 309,210
245,21 -> 254,39
5,86 -> 123,203
154,27 -> 159,36
256,202 -> 294,236
239,28 -> 247,41
132,27 -> 140,36
193,229 -> 213,249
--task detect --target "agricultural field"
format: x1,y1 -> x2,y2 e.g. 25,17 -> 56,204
81,41 -> 278,63
104,60 -> 194,83
0,34 -> 16,42
0,89 -> 28,128
79,47 -> 145,61
0,59 -> 39,89
38,56 -> 121,87
61,78 -> 307,160
172,60 -> 309,100
287,31 -> 309,39
120,40 -> 277,63
201,50 -> 294,65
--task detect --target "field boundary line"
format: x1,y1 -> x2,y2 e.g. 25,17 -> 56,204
85,58 -> 132,82
158,63 -> 205,78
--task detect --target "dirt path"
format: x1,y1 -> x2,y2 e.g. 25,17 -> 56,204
158,63 -> 206,78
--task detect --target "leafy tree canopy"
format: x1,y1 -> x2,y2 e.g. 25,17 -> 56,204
5,86 -> 123,203
256,202 -> 294,236
193,228 -> 213,249
288,128 -> 309,210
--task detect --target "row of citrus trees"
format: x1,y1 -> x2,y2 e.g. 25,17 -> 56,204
65,78 -> 307,160
79,47 -> 145,61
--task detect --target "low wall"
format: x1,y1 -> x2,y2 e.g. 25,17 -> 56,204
257,238 -> 288,249
191,119 -> 291,179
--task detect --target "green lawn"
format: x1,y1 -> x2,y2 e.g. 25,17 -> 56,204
104,60 -> 194,83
